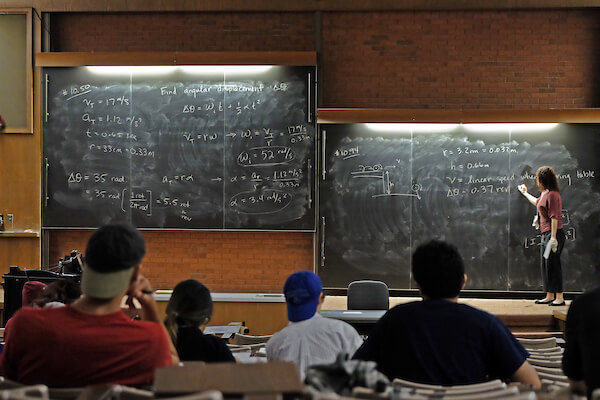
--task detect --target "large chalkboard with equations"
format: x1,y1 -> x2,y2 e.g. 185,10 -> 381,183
319,123 -> 600,292
42,66 -> 316,231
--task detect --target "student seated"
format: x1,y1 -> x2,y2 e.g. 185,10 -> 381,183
353,240 -> 541,388
267,271 -> 363,380
562,278 -> 600,398
164,279 -> 235,363
31,278 -> 81,308
0,223 -> 177,387
21,281 -> 47,307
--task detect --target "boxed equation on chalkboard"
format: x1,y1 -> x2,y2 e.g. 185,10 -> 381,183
42,66 -> 316,231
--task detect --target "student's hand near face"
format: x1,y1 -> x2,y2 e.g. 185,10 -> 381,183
127,272 -> 154,301
125,268 -> 156,313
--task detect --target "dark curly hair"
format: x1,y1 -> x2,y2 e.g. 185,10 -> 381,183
536,166 -> 560,193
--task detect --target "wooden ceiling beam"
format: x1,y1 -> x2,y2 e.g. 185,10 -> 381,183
2,0 -> 600,12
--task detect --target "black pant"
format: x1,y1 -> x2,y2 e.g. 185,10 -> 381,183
540,228 -> 566,293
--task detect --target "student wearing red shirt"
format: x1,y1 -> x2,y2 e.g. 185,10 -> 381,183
518,166 -> 566,306
0,224 -> 178,387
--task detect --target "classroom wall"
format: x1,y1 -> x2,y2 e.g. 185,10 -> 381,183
24,8 -> 600,291
321,10 -> 600,108
50,230 -> 313,291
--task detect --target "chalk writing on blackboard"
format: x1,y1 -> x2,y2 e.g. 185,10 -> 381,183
43,66 -> 316,230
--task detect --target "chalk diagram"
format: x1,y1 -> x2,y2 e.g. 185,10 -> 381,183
350,164 -> 422,200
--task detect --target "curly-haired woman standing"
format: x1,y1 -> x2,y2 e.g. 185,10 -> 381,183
518,166 -> 566,306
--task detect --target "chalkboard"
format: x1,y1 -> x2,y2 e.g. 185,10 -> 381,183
42,66 -> 316,230
319,123 -> 600,291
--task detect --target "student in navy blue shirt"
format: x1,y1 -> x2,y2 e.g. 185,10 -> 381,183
353,240 -> 541,388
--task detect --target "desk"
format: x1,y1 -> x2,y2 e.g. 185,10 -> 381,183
320,310 -> 386,335
204,325 -> 241,339
553,309 -> 568,333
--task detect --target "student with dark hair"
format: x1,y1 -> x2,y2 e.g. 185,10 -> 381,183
0,224 -> 177,386
21,281 -> 47,307
31,278 -> 81,308
164,279 -> 234,363
353,240 -> 540,388
562,269 -> 600,398
518,166 -> 566,306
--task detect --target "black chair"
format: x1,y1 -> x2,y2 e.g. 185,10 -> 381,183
347,280 -> 389,310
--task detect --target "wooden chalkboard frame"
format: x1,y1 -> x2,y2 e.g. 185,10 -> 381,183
317,109 -> 600,293
36,52 -> 317,67
318,108 -> 600,124
0,8 -> 33,134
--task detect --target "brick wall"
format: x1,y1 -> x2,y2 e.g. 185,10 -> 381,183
49,230 -> 313,292
321,10 -> 600,108
47,9 -> 600,291
51,12 -> 316,52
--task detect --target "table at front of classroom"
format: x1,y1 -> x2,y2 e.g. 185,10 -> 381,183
553,309 -> 568,334
319,310 -> 386,335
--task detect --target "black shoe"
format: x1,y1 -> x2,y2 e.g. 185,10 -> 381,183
549,301 -> 566,306
534,299 -> 554,304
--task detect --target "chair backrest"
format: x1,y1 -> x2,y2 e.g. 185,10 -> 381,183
530,365 -> 565,376
536,372 -> 568,383
526,357 -> 561,368
160,391 -> 223,400
0,377 -> 24,391
540,379 -> 569,390
517,337 -> 557,350
439,386 -> 519,400
526,347 -> 563,355
527,353 -> 563,361
232,333 -> 272,346
0,385 -> 49,400
347,280 -> 389,310
393,378 -> 506,395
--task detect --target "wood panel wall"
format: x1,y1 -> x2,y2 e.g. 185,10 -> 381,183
0,7 -> 40,275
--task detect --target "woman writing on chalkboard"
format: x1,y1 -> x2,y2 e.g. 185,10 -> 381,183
518,166 -> 566,306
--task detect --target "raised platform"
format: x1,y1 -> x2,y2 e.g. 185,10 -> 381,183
321,296 -> 569,335
150,292 -> 568,336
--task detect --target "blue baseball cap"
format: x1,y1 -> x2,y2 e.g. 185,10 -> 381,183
283,271 -> 322,322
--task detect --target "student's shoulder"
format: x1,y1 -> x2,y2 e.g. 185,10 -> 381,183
570,286 -> 600,312
201,331 -> 227,347
11,305 -> 64,322
7,306 -> 68,336
320,314 -> 359,332
455,302 -> 497,322
385,300 -> 427,318
548,190 -> 561,199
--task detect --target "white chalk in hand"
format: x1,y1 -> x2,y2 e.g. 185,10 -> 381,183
543,239 -> 558,259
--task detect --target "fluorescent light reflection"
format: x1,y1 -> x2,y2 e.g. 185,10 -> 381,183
365,123 -> 459,133
86,65 -> 273,76
179,66 -> 273,75
463,123 -> 559,132
86,66 -> 178,75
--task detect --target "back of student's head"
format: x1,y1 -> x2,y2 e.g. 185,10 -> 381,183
82,223 -> 146,301
412,240 -> 465,299
165,279 -> 213,345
